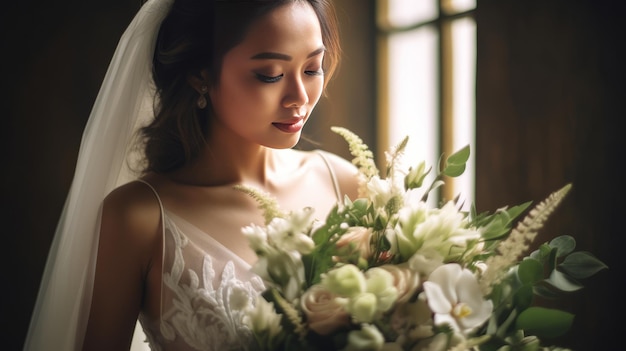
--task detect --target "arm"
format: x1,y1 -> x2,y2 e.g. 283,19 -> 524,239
82,182 -> 162,351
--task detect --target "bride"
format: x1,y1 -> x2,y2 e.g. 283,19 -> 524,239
23,0 -> 358,350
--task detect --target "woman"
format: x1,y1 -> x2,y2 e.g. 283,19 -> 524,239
24,0 -> 359,350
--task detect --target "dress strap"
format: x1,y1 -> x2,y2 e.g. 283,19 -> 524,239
315,150 -> 342,202
135,179 -> 165,214
132,179 -> 166,349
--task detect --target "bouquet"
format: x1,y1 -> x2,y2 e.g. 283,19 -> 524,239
236,127 -> 607,351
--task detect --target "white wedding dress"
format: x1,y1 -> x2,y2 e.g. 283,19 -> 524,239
131,181 -> 265,351
129,151 -> 342,351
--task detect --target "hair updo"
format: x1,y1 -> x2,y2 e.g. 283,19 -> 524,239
138,0 -> 341,174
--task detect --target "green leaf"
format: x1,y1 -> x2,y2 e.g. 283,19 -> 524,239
447,144 -> 470,165
442,163 -> 466,177
515,307 -> 574,339
545,270 -> 583,292
441,145 -> 470,177
512,284 -> 534,311
548,235 -> 576,257
529,242 -> 551,262
532,283 -> 560,299
517,259 -> 543,285
473,202 -> 532,241
559,251 -> 608,279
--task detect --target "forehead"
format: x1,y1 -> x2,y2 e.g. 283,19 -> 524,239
234,2 -> 323,57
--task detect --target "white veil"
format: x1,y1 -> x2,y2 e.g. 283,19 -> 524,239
23,0 -> 174,349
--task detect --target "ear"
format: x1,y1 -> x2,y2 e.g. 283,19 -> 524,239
187,69 -> 210,94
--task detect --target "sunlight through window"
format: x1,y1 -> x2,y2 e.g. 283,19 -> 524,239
378,0 -> 476,207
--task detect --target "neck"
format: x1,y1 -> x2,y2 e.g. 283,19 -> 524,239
167,142 -> 281,188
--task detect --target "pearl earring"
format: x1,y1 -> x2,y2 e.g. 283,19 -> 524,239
197,85 -> 208,109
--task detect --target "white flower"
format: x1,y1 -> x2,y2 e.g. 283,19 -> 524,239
324,265 -> 399,324
407,250 -> 444,277
422,264 -> 493,335
365,267 -> 398,312
266,207 -> 316,254
342,324 -> 385,351
242,223 -> 270,254
243,295 -> 283,338
366,175 -> 400,210
388,201 -> 481,262
323,264 -> 366,298
251,249 -> 305,301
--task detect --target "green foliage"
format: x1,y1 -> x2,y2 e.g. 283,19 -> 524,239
528,235 -> 608,295
441,144 -> 470,177
482,233 -> 608,349
473,202 -> 533,242
515,307 -> 574,339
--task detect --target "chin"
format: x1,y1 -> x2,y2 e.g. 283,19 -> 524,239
267,133 -> 302,150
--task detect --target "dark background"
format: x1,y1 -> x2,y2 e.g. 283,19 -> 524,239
2,0 -> 623,350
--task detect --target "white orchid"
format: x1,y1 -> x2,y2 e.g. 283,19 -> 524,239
422,264 -> 493,335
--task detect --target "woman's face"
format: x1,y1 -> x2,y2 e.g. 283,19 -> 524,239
209,1 -> 325,149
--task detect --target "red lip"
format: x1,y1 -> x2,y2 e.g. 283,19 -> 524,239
273,117 -> 305,133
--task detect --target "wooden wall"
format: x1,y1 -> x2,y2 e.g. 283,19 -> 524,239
2,1 -> 140,349
475,0 -> 623,349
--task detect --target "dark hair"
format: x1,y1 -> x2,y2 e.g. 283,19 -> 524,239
138,0 -> 341,173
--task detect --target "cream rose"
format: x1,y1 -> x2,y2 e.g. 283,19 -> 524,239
377,263 -> 421,304
336,226 -> 374,260
300,284 -> 350,335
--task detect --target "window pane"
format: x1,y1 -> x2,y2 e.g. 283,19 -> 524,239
387,26 -> 439,192
450,17 -> 476,207
442,0 -> 476,15
387,0 -> 438,27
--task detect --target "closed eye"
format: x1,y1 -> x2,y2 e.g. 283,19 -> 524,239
305,69 -> 324,76
256,73 -> 284,83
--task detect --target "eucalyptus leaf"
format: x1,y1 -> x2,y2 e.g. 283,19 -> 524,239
517,259 -> 543,285
512,284 -> 534,311
529,243 -> 552,261
548,235 -> 576,257
559,251 -> 608,279
532,283 -> 560,299
546,269 -> 583,292
515,307 -> 574,339
547,245 -> 558,273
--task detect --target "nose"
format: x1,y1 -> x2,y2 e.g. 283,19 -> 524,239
282,75 -> 309,109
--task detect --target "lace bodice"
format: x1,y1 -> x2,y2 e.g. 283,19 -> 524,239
136,188 -> 265,351
132,151 -> 342,351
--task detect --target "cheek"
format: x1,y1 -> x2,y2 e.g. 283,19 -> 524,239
211,79 -> 270,119
307,79 -> 324,107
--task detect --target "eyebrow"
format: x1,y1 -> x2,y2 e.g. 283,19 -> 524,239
250,46 -> 326,61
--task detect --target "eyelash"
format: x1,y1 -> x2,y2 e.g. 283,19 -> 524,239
256,70 -> 324,83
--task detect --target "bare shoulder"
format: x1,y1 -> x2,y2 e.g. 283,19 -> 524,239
310,149 -> 360,200
100,180 -> 162,257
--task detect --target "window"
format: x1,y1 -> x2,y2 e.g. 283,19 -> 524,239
377,0 -> 476,207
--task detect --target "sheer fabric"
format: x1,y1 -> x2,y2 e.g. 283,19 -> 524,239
23,0 -> 174,349
135,180 -> 265,351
